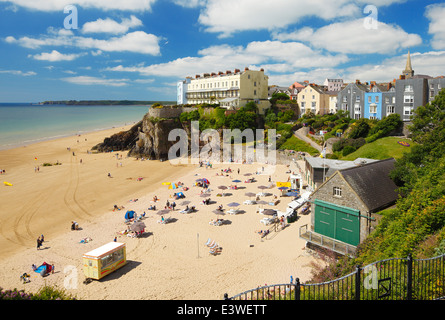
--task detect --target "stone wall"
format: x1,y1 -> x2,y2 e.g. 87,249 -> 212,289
311,172 -> 376,243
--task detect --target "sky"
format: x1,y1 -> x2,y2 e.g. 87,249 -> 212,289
1,0 -> 445,103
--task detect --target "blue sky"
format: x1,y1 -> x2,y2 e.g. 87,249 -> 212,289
1,0 -> 445,103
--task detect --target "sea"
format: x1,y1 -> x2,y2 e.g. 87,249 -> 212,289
0,103 -> 150,150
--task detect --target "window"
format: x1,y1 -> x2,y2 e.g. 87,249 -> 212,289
343,96 -> 347,102
333,187 -> 342,197
369,104 -> 377,114
387,105 -> 395,115
404,85 -> 413,92
356,95 -> 360,102
368,96 -> 372,103
375,96 -> 379,103
404,95 -> 414,104
254,81 -> 257,87
312,95 -> 315,100
404,106 -> 413,116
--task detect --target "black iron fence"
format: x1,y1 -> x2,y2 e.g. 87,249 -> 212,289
224,254 -> 445,300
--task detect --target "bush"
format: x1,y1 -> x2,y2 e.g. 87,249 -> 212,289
342,145 -> 356,156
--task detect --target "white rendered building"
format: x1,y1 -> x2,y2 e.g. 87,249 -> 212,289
181,67 -> 270,114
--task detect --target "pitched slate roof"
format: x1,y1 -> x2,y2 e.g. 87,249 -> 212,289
339,158 -> 398,212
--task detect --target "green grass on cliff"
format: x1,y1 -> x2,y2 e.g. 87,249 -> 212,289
340,136 -> 416,161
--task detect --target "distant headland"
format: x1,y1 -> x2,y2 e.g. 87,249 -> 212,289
39,100 -> 176,106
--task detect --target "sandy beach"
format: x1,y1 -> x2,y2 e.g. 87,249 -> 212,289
0,125 -> 320,300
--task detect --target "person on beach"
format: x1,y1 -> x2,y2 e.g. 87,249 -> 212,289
37,237 -> 42,250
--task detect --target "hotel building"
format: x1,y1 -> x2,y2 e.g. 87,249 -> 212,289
178,67 -> 270,114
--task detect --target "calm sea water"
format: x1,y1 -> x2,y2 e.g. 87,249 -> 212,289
0,104 -> 149,150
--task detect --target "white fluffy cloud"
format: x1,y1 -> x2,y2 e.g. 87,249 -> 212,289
30,50 -> 85,61
82,15 -> 143,34
0,0 -> 156,11
425,3 -> 445,50
6,29 -> 161,55
196,0 -> 409,37
105,40 -> 349,79
273,18 -> 422,54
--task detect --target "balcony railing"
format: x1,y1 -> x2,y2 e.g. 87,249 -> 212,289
299,224 -> 357,257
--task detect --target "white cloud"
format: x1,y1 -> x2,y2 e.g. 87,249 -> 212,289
273,18 -> 422,54
82,15 -> 143,34
0,0 -> 156,11
425,3 -> 445,50
0,69 -> 36,76
30,50 -> 85,61
196,0 -> 407,37
171,0 -> 206,8
105,41 -> 348,79
62,76 -> 129,86
6,30 -> 161,55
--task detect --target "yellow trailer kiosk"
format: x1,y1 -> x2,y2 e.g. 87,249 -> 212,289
83,242 -> 126,280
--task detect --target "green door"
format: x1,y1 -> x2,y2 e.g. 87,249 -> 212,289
314,205 -> 335,239
314,200 -> 360,246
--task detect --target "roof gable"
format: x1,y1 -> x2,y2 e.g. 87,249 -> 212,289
339,158 -> 398,212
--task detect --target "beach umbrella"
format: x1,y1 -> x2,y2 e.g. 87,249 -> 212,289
232,179 -> 241,183
262,209 -> 277,216
257,185 -> 268,190
244,173 -> 252,176
213,209 -> 225,216
278,187 -> 289,191
200,193 -> 211,197
156,209 -> 171,215
218,185 -> 228,196
256,200 -> 268,205
227,202 -> 240,207
130,221 -> 146,232
286,191 -> 300,197
245,192 -> 256,198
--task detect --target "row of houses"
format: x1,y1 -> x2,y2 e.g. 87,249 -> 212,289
176,51 -> 445,122
177,67 -> 271,115
270,51 -> 445,121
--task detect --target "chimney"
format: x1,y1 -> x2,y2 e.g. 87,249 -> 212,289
244,67 -> 249,71
211,72 -> 216,77
355,79 -> 361,84
218,71 -> 223,75
226,70 -> 231,75
234,69 -> 240,73
260,68 -> 264,72
195,74 -> 200,79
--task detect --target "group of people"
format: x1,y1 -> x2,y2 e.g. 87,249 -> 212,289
36,235 -> 44,250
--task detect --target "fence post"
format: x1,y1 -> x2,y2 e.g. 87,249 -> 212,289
295,278 -> 300,301
355,265 -> 361,300
407,254 -> 413,300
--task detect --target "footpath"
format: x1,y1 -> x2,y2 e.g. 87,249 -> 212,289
293,128 -> 323,153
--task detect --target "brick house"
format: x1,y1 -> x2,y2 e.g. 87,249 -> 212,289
300,158 -> 399,256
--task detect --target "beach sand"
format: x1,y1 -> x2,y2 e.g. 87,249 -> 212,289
0,125 -> 320,300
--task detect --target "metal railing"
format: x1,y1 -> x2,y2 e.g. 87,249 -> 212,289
225,254 -> 445,300
299,224 -> 357,257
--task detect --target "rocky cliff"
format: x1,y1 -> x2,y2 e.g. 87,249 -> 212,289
92,121 -> 142,152
128,114 -> 187,160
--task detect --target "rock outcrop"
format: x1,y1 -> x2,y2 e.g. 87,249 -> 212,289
128,114 -> 186,160
92,121 -> 142,152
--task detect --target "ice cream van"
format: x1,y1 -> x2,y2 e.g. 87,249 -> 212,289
83,242 -> 126,280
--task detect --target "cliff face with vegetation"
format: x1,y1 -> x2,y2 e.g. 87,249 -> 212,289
129,114 -> 187,160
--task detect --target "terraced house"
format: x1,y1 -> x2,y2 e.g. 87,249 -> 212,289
178,67 -> 270,114
297,83 -> 330,116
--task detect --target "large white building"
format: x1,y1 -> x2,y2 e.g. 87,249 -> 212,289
178,67 -> 270,114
